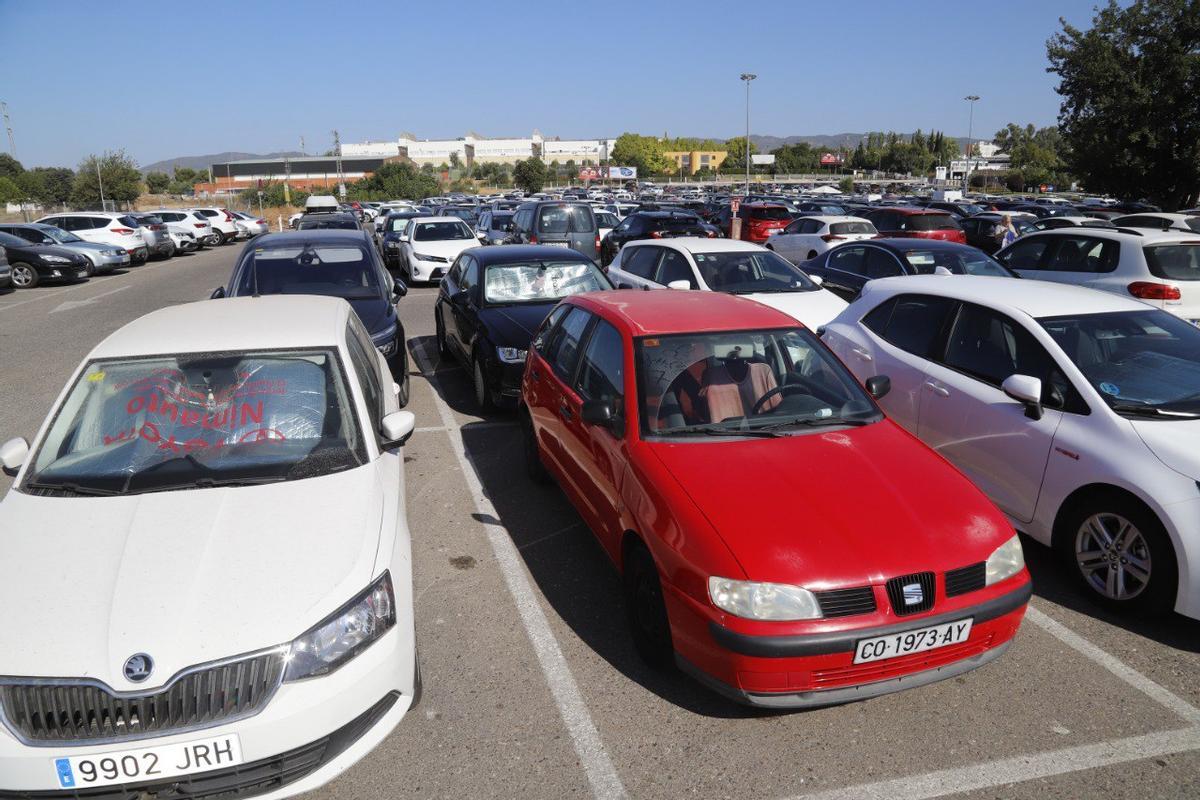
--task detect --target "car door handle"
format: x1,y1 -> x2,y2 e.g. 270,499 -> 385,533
559,403 -> 573,421
924,380 -> 950,398
530,366 -> 542,381
851,347 -> 873,362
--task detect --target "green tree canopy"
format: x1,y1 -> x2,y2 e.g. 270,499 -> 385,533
19,167 -> 74,206
609,133 -> 673,176
72,151 -> 143,207
512,157 -> 547,194
352,161 -> 438,200
1047,0 -> 1200,208
720,137 -> 758,172
991,123 -> 1069,188
0,153 -> 24,180
0,175 -> 23,203
145,171 -> 170,193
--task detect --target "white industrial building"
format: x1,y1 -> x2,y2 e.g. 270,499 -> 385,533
341,132 -> 615,167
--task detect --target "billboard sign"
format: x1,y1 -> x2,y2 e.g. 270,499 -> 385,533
607,166 -> 637,179
819,153 -> 844,166
750,154 -> 775,166
578,167 -> 600,181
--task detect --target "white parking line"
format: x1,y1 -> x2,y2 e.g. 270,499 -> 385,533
411,340 -> 628,800
0,254 -> 189,314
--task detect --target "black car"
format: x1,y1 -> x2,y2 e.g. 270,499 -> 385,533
601,211 -> 716,266
211,230 -> 410,404
804,238 -> 1018,302
378,212 -> 424,266
0,231 -> 91,289
434,245 -> 612,409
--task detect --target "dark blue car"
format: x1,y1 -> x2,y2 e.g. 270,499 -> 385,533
212,229 -> 410,404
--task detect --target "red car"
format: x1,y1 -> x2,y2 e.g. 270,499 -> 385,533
519,290 -> 1030,707
863,207 -> 967,244
720,202 -> 792,243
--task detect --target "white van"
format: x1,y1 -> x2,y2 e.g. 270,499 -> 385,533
305,194 -> 340,213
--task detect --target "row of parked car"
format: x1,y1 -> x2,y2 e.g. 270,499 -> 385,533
0,207 -> 270,289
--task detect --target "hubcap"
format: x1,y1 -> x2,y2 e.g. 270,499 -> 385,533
12,266 -> 32,287
1075,513 -> 1151,601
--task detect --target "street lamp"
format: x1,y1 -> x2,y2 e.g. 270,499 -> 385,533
740,73 -> 756,194
963,94 -> 980,193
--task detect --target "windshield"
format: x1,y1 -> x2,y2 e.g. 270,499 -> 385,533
41,225 -> 82,243
490,213 -> 514,229
24,350 -> 366,495
483,260 -> 610,304
234,244 -> 382,300
594,212 -> 619,228
1144,244 -> 1200,281
538,205 -> 595,233
414,221 -> 473,241
442,207 -> 478,222
637,328 -> 880,436
1040,310 -> 1200,416
748,206 -> 791,221
297,218 -> 358,230
693,251 -> 819,293
388,216 -> 416,232
902,249 -> 1015,277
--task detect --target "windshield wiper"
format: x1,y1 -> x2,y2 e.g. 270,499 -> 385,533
1109,402 -> 1200,419
23,480 -> 122,497
135,475 -> 289,494
755,417 -> 875,431
660,423 -> 782,438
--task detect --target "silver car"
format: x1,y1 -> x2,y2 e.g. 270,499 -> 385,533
127,213 -> 176,258
231,210 -> 270,237
0,222 -> 130,276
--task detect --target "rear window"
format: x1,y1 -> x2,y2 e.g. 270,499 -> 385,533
118,216 -> 140,228
906,214 -> 960,232
1144,244 -> 1200,281
748,206 -> 791,221
538,205 -> 595,234
655,216 -> 704,232
830,221 -> 876,235
138,215 -> 164,225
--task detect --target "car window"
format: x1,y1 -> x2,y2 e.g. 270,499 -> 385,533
459,256 -> 479,292
550,306 -> 593,380
414,221 -> 472,240
483,259 -> 609,304
1046,236 -> 1120,273
622,246 -> 660,279
533,305 -> 570,356
655,250 -> 696,287
345,321 -> 384,429
864,248 -> 903,279
998,237 -> 1050,270
575,320 -> 625,419
871,294 -> 958,358
1144,243 -> 1200,281
827,246 -> 867,275
233,243 -> 381,299
538,205 -> 594,234
831,221 -> 875,236
693,250 -> 816,292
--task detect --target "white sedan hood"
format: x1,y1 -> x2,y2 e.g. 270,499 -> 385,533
746,289 -> 849,330
411,238 -> 479,260
1131,419 -> 1200,481
0,467 -> 383,691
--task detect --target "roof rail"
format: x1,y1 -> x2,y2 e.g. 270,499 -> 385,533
1113,227 -> 1145,236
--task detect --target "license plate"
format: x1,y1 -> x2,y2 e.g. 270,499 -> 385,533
543,241 -> 570,248
853,618 -> 973,664
52,734 -> 242,789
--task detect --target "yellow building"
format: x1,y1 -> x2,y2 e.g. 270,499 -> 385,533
663,150 -> 728,175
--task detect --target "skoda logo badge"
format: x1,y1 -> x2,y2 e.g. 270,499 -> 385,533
902,583 -> 924,606
124,653 -> 153,683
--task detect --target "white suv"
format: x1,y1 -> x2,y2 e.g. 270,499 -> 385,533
995,228 -> 1200,324
190,207 -> 241,245
149,209 -> 217,247
767,215 -> 879,264
34,212 -> 149,264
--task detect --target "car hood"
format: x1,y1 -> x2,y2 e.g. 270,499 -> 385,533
742,288 -> 849,330
26,243 -> 88,261
1131,419 -> 1200,481
480,302 -> 556,347
52,240 -> 114,254
647,420 -> 1011,586
0,467 -> 383,689
411,239 -> 479,258
347,297 -> 392,335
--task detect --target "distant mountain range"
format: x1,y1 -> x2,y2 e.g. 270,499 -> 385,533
140,151 -> 305,175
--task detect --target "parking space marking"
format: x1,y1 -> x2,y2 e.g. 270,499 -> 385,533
411,340 -> 629,800
0,252 -> 203,314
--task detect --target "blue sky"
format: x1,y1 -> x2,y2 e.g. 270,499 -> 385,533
0,0 -> 1105,169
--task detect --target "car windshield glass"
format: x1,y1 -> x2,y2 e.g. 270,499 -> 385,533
388,216 -> 416,232
234,244 -> 381,299
43,226 -> 81,243
907,214 -> 960,231
414,221 -> 472,240
538,205 -> 594,233
491,213 -> 514,227
297,219 -> 357,230
1144,244 -> 1200,281
24,350 -> 366,495
594,212 -> 619,227
902,249 -> 1014,276
637,328 -> 880,436
1039,310 -> 1200,415
483,260 -> 610,304
693,251 -> 819,293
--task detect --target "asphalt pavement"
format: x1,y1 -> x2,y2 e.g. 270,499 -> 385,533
1,241 -> 1199,799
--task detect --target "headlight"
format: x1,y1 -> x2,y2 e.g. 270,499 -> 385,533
708,576 -> 822,620
102,248 -> 123,256
386,241 -> 398,249
42,255 -> 72,264
496,346 -> 528,364
283,572 -> 395,681
985,534 -> 1024,585
412,252 -> 433,261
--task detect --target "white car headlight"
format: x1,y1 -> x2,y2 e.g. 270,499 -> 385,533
985,534 -> 1024,585
496,347 -> 527,364
708,576 -> 822,620
283,572 -> 395,681
412,252 -> 434,261
102,248 -> 124,256
42,254 -> 72,264
386,241 -> 399,249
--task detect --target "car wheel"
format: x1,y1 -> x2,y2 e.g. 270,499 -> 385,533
83,257 -> 97,277
213,230 -> 227,246
473,354 -> 493,411
435,309 -> 451,358
623,542 -> 674,669
521,411 -> 550,484
1058,495 -> 1177,614
10,262 -> 38,289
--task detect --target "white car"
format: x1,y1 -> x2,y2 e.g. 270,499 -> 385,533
190,207 -> 242,245
34,212 -> 150,264
0,294 -> 418,798
147,209 -> 216,248
606,237 -> 847,330
821,275 -> 1200,619
397,216 -> 481,283
767,215 -> 879,264
1111,212 -> 1200,234
995,228 -> 1200,323
594,210 -> 620,242
231,210 -> 270,237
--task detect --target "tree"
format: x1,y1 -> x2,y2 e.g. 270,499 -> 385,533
449,152 -> 461,170
609,133 -> 673,176
72,151 -> 143,208
838,176 -> 856,194
145,171 -> 170,193
0,153 -> 23,180
0,176 -> 22,203
21,167 -> 73,206
512,157 -> 547,194
354,162 -> 438,201
1047,0 -> 1200,208
772,142 -> 820,173
721,137 -> 758,172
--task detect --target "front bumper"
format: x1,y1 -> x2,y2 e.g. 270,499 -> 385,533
90,253 -> 130,272
484,357 -> 525,404
409,259 -> 447,281
671,578 -> 1030,708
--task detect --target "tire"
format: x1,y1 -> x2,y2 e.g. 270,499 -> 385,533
435,309 -> 452,358
83,257 -> 97,278
1057,494 -> 1177,614
10,262 -> 38,289
213,230 -> 227,246
623,542 -> 674,669
472,354 -> 493,412
522,411 -> 550,484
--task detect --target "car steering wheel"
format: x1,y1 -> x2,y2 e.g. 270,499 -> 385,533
751,384 -> 809,415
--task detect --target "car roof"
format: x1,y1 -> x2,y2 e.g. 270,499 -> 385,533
89,295 -> 351,359
253,229 -> 371,246
867,237 -> 977,252
408,215 -> 468,224
862,275 -> 1145,319
801,215 -> 871,224
1019,227 -> 1200,244
567,288 -> 798,337
472,244 -> 592,265
628,236 -> 762,254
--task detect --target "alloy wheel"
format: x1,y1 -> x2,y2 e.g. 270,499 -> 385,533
11,263 -> 35,288
1075,513 -> 1152,601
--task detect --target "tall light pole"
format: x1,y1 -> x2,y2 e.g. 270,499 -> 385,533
740,73 -> 756,194
963,94 -> 979,194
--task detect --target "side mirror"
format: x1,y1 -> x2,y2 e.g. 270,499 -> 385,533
1002,374 -> 1044,420
380,410 -> 416,447
0,437 -> 29,476
210,287 -> 226,299
392,279 -> 408,299
666,280 -> 692,291
398,234 -> 409,243
808,274 -> 824,286
865,375 -> 891,400
581,399 -> 615,428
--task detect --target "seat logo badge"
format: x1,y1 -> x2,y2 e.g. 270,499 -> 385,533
902,583 -> 923,606
123,653 -> 154,683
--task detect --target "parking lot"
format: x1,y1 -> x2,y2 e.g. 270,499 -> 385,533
1,245 -> 1198,799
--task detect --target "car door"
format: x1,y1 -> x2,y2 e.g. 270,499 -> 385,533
818,245 -> 869,300
995,234 -> 1054,280
1034,234 -> 1121,290
917,302 -> 1065,523
771,218 -> 806,262
653,248 -> 698,289
534,307 -> 598,514
447,254 -> 480,361
610,245 -> 661,289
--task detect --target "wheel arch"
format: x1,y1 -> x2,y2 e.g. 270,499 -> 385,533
1051,483 -> 1159,551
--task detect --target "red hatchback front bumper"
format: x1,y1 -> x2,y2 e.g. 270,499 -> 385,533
667,578 -> 1030,708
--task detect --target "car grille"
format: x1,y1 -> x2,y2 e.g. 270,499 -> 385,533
814,587 -> 877,618
945,562 -> 987,597
0,649 -> 286,746
0,693 -> 399,800
885,572 -> 936,616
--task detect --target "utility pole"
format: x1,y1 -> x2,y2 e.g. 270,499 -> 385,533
283,157 -> 291,205
963,95 -> 980,194
1,102 -> 15,158
300,135 -> 305,155
332,130 -> 345,199
740,74 -> 756,195
95,156 -> 107,212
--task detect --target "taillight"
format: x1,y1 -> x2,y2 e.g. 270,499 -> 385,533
193,223 -> 207,228
256,219 -> 266,225
529,234 -> 538,244
820,234 -> 845,243
649,231 -> 664,239
111,227 -> 134,235
1128,281 -> 1181,301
